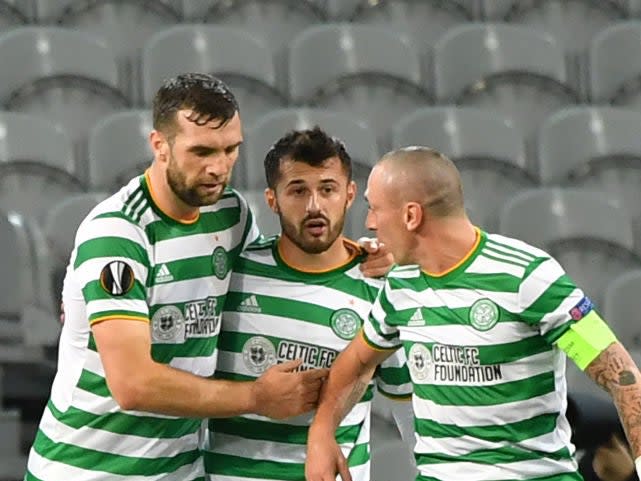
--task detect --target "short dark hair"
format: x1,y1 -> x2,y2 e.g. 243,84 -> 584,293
264,126 -> 352,189
152,73 -> 239,139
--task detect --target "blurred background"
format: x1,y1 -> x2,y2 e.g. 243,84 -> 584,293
2,0 -> 641,479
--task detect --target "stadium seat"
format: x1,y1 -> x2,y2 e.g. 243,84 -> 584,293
0,211 -> 57,345
243,108 -> 379,190
590,21 -> 641,106
350,0 -> 476,50
603,270 -> 641,358
142,25 -> 286,127
183,0 -> 325,89
0,112 -> 83,223
0,27 -> 129,173
392,107 -> 535,230
240,190 -> 280,238
289,24 -> 429,151
499,188 -> 641,307
433,24 -> 579,155
480,0 -> 626,57
0,0 -> 32,27
538,107 -> 641,251
88,110 -> 153,190
34,0 -> 181,102
44,192 -> 109,312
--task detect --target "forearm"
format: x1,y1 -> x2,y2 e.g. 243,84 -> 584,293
113,361 -> 256,418
586,342 -> 641,458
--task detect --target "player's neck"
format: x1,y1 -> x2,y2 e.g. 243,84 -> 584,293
147,165 -> 199,223
417,218 -> 478,275
277,235 -> 354,273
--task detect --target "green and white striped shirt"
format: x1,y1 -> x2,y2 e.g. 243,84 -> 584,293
203,236 -> 412,481
364,229 -> 586,481
26,173 -> 258,481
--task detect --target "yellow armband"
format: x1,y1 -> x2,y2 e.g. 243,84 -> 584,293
556,311 -> 617,370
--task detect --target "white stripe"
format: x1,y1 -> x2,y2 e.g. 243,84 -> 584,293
416,427 -> 567,457
413,390 -> 562,427
85,299 -> 149,319
468,254 -> 527,277
39,405 -> 198,458
201,195 -> 240,213
76,217 -> 147,247
207,475 -> 288,481
124,189 -> 145,218
417,456 -> 577,481
344,265 -> 384,289
229,273 -> 373,313
376,380 -> 413,396
169,351 -> 218,378
387,286 -> 521,311
519,257 -> 566,310
399,321 -> 538,347
151,276 -> 230,303
69,384 -> 180,420
83,348 -> 106,377
239,249 -> 278,266
27,447 -> 204,481
487,234 -> 549,259
221,312 -> 353,352
478,248 -> 529,268
154,230 -> 237,264
388,267 -> 421,279
131,196 -> 149,220
485,239 -> 536,262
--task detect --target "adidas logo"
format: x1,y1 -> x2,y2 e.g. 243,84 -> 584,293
238,294 -> 261,313
155,264 -> 174,283
408,308 -> 425,327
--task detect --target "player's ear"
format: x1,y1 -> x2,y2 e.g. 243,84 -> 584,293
346,180 -> 357,209
149,130 -> 170,164
404,202 -> 423,231
264,187 -> 279,214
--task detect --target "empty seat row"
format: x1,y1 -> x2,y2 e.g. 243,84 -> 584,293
4,106 -> 641,238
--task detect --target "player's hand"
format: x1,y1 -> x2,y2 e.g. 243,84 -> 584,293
593,433 -> 635,481
305,426 -> 352,481
358,237 -> 393,278
252,359 -> 328,419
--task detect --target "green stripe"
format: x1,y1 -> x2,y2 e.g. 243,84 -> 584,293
77,369 -> 111,397
414,371 -> 555,406
151,255 -> 217,284
88,309 -> 149,323
521,272 -> 576,328
83,279 -> 146,301
205,444 -> 368,479
208,416 -> 363,445
545,320 -> 574,344
145,207 -> 241,243
94,211 -> 137,222
152,337 -> 218,363
376,365 -> 411,386
483,245 -> 532,266
476,335 -> 551,364
417,445 -> 571,466
416,412 -> 558,442
232,258 -> 375,302
448,270 -> 521,292
32,428 -> 201,476
48,400 -> 201,439
225,291 -> 367,329
74,236 -> 149,269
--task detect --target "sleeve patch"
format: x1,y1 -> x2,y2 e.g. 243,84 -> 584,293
99,261 -> 135,297
569,296 -> 594,321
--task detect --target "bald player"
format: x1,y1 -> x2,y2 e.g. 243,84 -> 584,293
305,146 -> 641,481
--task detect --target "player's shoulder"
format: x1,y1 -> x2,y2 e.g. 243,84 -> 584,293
77,177 -> 148,239
484,232 -> 552,263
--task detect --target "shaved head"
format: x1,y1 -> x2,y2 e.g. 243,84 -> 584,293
375,146 -> 465,218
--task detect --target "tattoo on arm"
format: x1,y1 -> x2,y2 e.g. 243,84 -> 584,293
339,379 -> 369,421
585,342 -> 641,458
